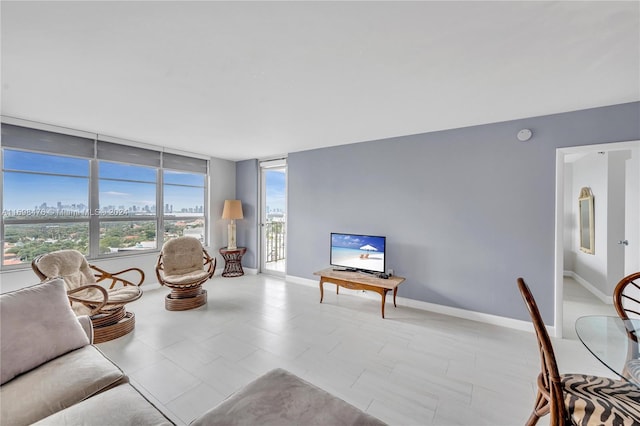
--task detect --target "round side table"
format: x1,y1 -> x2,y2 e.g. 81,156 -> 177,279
219,247 -> 247,277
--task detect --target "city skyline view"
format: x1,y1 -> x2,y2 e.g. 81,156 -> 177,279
3,149 -> 205,216
2,199 -> 205,217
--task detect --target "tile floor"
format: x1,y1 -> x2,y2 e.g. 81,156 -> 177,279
96,275 -> 615,426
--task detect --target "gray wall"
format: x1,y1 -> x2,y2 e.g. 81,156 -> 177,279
284,102 -> 640,325
236,159 -> 259,269
210,157 -> 238,268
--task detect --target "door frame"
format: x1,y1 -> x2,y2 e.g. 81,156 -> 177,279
554,140 -> 639,338
259,158 -> 287,276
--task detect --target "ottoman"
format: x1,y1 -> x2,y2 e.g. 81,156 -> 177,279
190,368 -> 386,426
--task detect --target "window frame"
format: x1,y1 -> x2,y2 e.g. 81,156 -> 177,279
94,160 -> 160,258
2,149 -> 92,265
162,168 -> 208,245
1,123 -> 209,269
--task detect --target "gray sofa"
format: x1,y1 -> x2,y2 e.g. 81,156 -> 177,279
1,278 -> 386,426
0,278 -> 174,426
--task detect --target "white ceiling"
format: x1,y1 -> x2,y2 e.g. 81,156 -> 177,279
2,1 -> 639,161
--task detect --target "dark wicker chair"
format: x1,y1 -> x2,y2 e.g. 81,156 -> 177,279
517,277 -> 640,425
613,271 -> 640,382
155,236 -> 215,311
32,249 -> 144,343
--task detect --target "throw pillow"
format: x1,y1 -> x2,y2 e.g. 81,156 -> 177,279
0,278 -> 90,385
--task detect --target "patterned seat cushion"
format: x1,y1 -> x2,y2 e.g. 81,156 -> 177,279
561,374 -> 640,425
625,359 -> 640,385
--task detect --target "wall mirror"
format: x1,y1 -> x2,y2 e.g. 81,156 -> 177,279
579,187 -> 595,254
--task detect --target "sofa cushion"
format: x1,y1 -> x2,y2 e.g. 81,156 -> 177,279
32,383 -> 174,426
0,278 -> 90,385
0,345 -> 127,425
190,368 -> 386,426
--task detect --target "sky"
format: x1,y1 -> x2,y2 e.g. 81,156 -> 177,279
4,149 -> 285,215
3,150 -> 204,212
331,233 -> 385,252
265,169 -> 286,213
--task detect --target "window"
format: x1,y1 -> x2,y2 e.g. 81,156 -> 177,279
3,150 -> 90,218
1,123 -> 208,267
2,150 -> 91,264
98,161 -> 158,254
163,170 -> 206,243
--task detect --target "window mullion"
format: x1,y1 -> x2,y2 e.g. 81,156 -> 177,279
89,159 -> 100,258
158,165 -> 164,248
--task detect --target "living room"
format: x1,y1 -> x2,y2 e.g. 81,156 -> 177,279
1,1 -> 639,425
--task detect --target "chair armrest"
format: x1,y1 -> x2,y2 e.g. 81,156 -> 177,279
77,315 -> 94,343
203,249 -> 216,279
91,264 -> 145,289
67,284 -> 109,316
155,253 -> 166,286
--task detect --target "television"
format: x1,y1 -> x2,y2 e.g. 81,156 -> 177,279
330,232 -> 386,274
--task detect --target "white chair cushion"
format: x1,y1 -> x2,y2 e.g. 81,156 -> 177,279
35,250 -> 96,290
162,237 -> 204,276
164,270 -> 211,285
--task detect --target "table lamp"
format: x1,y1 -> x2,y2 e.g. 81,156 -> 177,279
222,200 -> 243,250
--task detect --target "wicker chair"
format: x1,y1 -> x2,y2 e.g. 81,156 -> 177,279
155,236 -> 215,311
613,272 -> 640,383
517,278 -> 640,426
32,249 -> 144,343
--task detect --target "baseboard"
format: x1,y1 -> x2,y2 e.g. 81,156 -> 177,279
285,275 -> 317,287
141,282 -> 163,291
563,271 -> 612,304
399,296 -> 538,333
285,274 -> 540,334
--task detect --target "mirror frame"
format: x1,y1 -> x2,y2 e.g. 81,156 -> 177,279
578,187 -> 595,254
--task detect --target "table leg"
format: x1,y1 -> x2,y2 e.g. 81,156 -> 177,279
319,278 -> 324,303
381,289 -> 388,319
393,287 -> 398,307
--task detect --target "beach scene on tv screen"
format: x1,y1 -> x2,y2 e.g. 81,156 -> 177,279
331,234 -> 385,272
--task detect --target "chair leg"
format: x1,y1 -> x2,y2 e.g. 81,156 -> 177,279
526,390 -> 550,426
526,413 -> 539,426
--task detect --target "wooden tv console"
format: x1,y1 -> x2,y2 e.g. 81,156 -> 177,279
313,268 -> 406,318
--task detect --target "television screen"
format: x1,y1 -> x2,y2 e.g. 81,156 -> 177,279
330,233 -> 386,274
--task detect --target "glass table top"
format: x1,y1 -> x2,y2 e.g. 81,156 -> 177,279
575,315 -> 640,386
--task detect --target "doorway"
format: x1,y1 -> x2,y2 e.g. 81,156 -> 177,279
555,140 -> 640,338
260,159 -> 287,276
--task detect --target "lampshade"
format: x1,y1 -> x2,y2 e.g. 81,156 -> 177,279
222,200 -> 243,220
